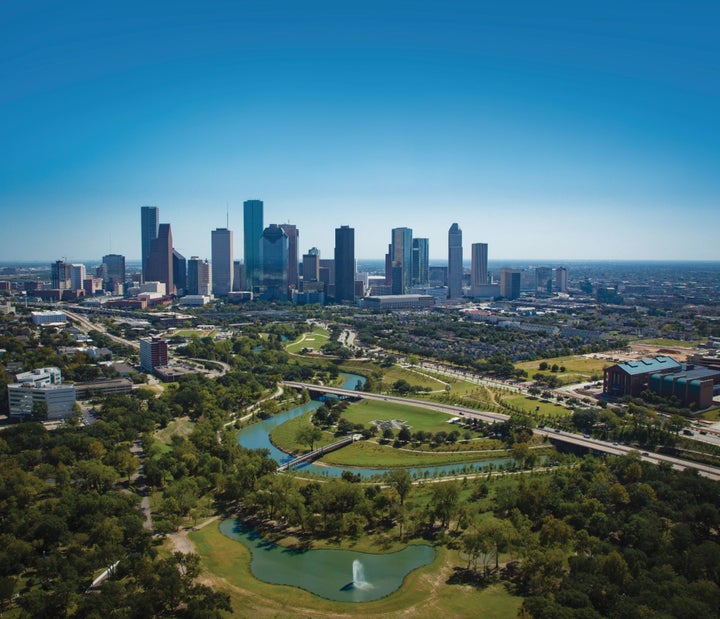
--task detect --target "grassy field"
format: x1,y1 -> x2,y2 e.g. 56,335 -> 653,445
342,399 -> 457,433
319,440 -> 510,468
153,416 -> 195,444
189,523 -> 523,618
502,395 -> 571,418
270,410 -> 338,454
286,327 -> 330,354
700,407 -> 720,422
169,328 -> 217,338
340,360 -> 447,391
633,338 -> 699,348
515,355 -> 608,384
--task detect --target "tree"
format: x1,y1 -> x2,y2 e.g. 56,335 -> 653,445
296,425 -> 323,451
430,481 -> 460,529
387,469 -> 413,505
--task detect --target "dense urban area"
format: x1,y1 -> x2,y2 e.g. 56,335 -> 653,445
1,258 -> 720,619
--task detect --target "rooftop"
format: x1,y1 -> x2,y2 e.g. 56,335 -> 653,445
615,356 -> 681,376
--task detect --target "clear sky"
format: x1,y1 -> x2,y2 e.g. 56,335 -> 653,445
1,1 -> 719,262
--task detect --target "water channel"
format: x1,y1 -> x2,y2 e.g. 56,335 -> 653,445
237,372 -> 515,479
222,372 -> 517,601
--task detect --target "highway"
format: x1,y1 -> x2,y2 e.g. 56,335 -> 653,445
281,381 -> 720,482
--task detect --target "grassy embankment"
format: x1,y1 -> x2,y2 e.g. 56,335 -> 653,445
189,522 -> 522,619
514,354 -> 609,386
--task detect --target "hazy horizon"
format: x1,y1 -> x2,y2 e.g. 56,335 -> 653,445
1,2 -> 718,262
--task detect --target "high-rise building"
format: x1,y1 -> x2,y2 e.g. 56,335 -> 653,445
535,267 -> 553,293
173,250 -> 187,296
139,337 -> 168,373
51,260 -> 71,290
198,259 -> 212,295
145,223 -> 174,294
391,227 -> 413,294
141,206 -> 159,281
555,267 -> 568,293
470,243 -> 488,294
260,224 -> 288,300
412,238 -> 429,286
500,268 -> 521,300
447,223 -> 463,299
187,257 -> 200,295
334,225 -> 355,302
302,247 -> 320,283
70,264 -> 86,291
243,199 -> 263,290
233,260 -> 246,291
101,254 -> 125,292
280,224 -> 299,289
211,227 -> 233,295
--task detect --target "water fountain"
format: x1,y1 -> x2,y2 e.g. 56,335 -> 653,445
352,559 -> 372,590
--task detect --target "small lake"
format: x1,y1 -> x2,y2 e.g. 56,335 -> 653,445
237,372 -> 515,478
219,518 -> 436,602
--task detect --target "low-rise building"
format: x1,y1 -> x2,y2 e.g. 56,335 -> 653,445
8,367 -> 76,419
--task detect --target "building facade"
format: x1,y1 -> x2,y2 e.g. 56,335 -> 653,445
145,223 -> 173,294
280,224 -> 299,289
470,243 -> 488,295
102,254 -> 125,292
412,238 -> 429,286
141,205 -> 159,281
500,268 -> 521,300
334,225 -> 355,302
390,227 -> 413,294
447,223 -> 463,299
211,227 -> 233,295
260,224 -> 288,300
243,199 -> 263,290
139,337 -> 169,373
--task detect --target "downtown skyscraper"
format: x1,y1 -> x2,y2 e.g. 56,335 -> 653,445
447,223 -> 463,299
390,227 -> 413,294
334,225 -> 355,302
146,223 -> 174,294
211,227 -> 233,295
141,206 -> 159,281
470,242 -> 488,294
243,199 -> 263,290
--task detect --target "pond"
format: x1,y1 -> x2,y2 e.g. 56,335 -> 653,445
219,518 -> 436,602
237,372 -> 515,479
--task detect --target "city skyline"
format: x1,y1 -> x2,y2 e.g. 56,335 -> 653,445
1,2 -> 719,262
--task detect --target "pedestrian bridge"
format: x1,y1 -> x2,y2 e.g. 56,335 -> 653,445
277,434 -> 362,472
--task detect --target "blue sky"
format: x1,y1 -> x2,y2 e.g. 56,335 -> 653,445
1,1 -> 719,262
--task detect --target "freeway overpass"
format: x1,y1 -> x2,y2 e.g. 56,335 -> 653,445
280,381 -> 510,425
281,381 -> 720,482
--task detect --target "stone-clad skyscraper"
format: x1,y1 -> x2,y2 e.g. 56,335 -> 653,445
211,227 -> 233,295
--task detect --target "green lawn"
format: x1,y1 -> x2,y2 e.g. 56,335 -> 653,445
341,399 -> 458,433
515,355 -> 608,384
340,360 -> 447,392
700,407 -> 720,422
188,523 -> 523,618
169,328 -> 216,338
270,410 -> 337,454
634,337 -> 699,348
319,440 -> 510,468
502,395 -> 571,418
285,327 -> 330,353
153,416 -> 195,444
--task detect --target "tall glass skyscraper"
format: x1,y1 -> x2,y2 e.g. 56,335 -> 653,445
102,254 -> 125,292
391,227 -> 413,294
334,225 -> 355,302
447,223 -> 463,299
211,227 -> 233,295
470,243 -> 488,293
141,206 -> 159,281
146,223 -> 173,294
243,199 -> 263,290
260,224 -> 288,300
280,223 -> 299,289
412,238 -> 429,286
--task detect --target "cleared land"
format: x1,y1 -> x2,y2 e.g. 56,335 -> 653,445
515,355 -> 608,384
189,523 -> 522,618
502,395 -> 571,418
286,327 -> 330,354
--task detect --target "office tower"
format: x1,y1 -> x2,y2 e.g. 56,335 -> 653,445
384,244 -> 392,285
500,268 -> 522,300
303,247 -> 320,283
141,206 -> 159,281
334,225 -> 355,302
233,260 -> 246,291
260,224 -> 288,299
101,254 -> 125,292
173,250 -> 187,296
448,223 -> 463,299
535,266 -> 553,293
51,260 -> 71,290
470,243 -> 488,294
139,337 -> 168,373
412,238 -> 429,286
555,267 -> 568,293
145,223 -> 174,294
70,264 -> 86,291
211,227 -> 233,295
391,227 -> 413,294
280,224 -> 299,289
243,199 -> 263,290
198,259 -> 212,295
187,257 -> 200,295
